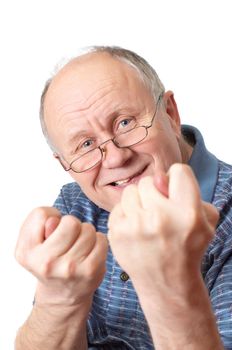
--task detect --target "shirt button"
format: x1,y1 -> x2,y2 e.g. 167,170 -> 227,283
120,271 -> 129,282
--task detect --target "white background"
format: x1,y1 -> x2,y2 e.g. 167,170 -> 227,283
0,1 -> 232,348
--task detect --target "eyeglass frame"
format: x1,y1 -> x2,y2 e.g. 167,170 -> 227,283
56,92 -> 164,173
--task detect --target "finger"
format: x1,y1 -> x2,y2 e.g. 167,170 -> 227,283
42,215 -> 82,258
83,232 -> 108,268
202,202 -> 219,229
108,203 -> 125,232
138,176 -> 165,210
17,207 -> 61,248
153,171 -> 169,198
64,222 -> 97,259
52,232 -> 108,280
81,232 -> 108,282
120,184 -> 142,215
45,216 -> 61,239
168,164 -> 201,208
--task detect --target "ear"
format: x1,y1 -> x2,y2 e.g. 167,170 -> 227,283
162,91 -> 181,137
53,152 -> 70,171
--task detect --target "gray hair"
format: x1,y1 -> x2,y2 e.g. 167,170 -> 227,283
39,46 -> 165,151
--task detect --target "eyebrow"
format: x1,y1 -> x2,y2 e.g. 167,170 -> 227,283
68,130 -> 88,143
67,129 -> 89,151
66,107 -> 142,152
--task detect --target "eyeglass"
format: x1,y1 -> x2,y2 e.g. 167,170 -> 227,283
59,92 -> 163,173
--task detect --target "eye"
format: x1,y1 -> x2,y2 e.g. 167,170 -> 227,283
80,138 -> 95,150
117,118 -> 135,131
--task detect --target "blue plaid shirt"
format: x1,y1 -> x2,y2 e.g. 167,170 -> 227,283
54,125 -> 232,350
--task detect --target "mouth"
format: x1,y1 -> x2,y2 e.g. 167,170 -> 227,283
110,166 -> 147,188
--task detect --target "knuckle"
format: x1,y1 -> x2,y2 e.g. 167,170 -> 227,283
30,206 -> 60,218
14,240 -> 30,267
140,209 -> 166,237
21,207 -> 59,234
62,260 -> 76,279
81,222 -> 96,235
183,209 -> 214,249
151,216 -> 166,236
14,246 -> 26,266
131,214 -> 144,236
211,206 -> 220,225
97,232 -> 108,248
185,208 -> 201,229
82,227 -> 98,249
29,206 -> 50,221
61,215 -> 81,232
84,261 -> 98,280
37,257 -> 54,278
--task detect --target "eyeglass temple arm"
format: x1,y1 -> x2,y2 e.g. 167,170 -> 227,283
54,153 -> 71,171
147,92 -> 164,128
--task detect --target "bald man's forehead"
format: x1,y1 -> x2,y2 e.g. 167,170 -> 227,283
41,52 -> 161,166
49,52 -> 142,91
44,52 -> 145,113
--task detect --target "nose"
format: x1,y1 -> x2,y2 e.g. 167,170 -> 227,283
100,141 -> 133,169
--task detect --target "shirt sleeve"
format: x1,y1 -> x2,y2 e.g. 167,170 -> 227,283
203,223 -> 232,349
52,182 -> 92,222
53,186 -> 70,215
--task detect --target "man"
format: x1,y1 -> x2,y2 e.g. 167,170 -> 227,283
15,46 -> 232,349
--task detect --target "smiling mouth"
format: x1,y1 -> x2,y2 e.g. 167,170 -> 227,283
110,167 -> 147,187
111,178 -> 132,186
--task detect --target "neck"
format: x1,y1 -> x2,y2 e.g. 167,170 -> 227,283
179,136 -> 194,163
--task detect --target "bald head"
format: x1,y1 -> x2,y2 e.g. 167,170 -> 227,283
39,46 -> 165,151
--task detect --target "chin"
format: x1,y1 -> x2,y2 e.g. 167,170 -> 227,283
98,192 -> 122,212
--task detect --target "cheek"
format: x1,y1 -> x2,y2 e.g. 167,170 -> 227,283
142,129 -> 182,171
156,136 -> 182,169
69,168 -> 123,211
69,170 -> 96,190
69,168 -> 107,204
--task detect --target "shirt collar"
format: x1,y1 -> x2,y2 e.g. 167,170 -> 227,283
182,125 -> 219,203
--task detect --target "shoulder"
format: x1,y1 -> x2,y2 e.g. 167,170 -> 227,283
202,160 -> 232,286
53,181 -> 101,222
213,160 -> 232,216
204,160 -> 232,267
212,160 -> 232,242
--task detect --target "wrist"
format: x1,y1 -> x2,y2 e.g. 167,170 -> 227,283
133,276 -> 223,349
132,272 -> 212,329
20,290 -> 90,350
35,281 -> 93,309
131,267 -> 205,302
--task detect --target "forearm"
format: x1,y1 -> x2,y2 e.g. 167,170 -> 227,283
15,301 -> 91,350
135,277 -> 224,350
15,209 -> 108,350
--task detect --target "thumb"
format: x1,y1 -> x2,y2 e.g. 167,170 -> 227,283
44,216 -> 61,239
153,171 -> 169,198
168,164 -> 200,208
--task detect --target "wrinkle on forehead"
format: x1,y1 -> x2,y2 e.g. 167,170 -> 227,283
57,79 -> 119,117
46,80 -> 126,147
43,52 -> 153,150
45,52 -> 145,110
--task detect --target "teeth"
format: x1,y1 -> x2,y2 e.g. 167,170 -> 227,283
112,168 -> 145,187
114,178 -> 131,186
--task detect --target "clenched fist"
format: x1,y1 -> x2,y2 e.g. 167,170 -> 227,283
15,207 -> 108,306
108,164 -> 219,298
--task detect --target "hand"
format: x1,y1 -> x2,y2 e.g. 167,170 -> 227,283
15,207 -> 108,306
108,164 -> 219,297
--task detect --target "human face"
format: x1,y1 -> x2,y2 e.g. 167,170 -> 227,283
44,53 -> 184,212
